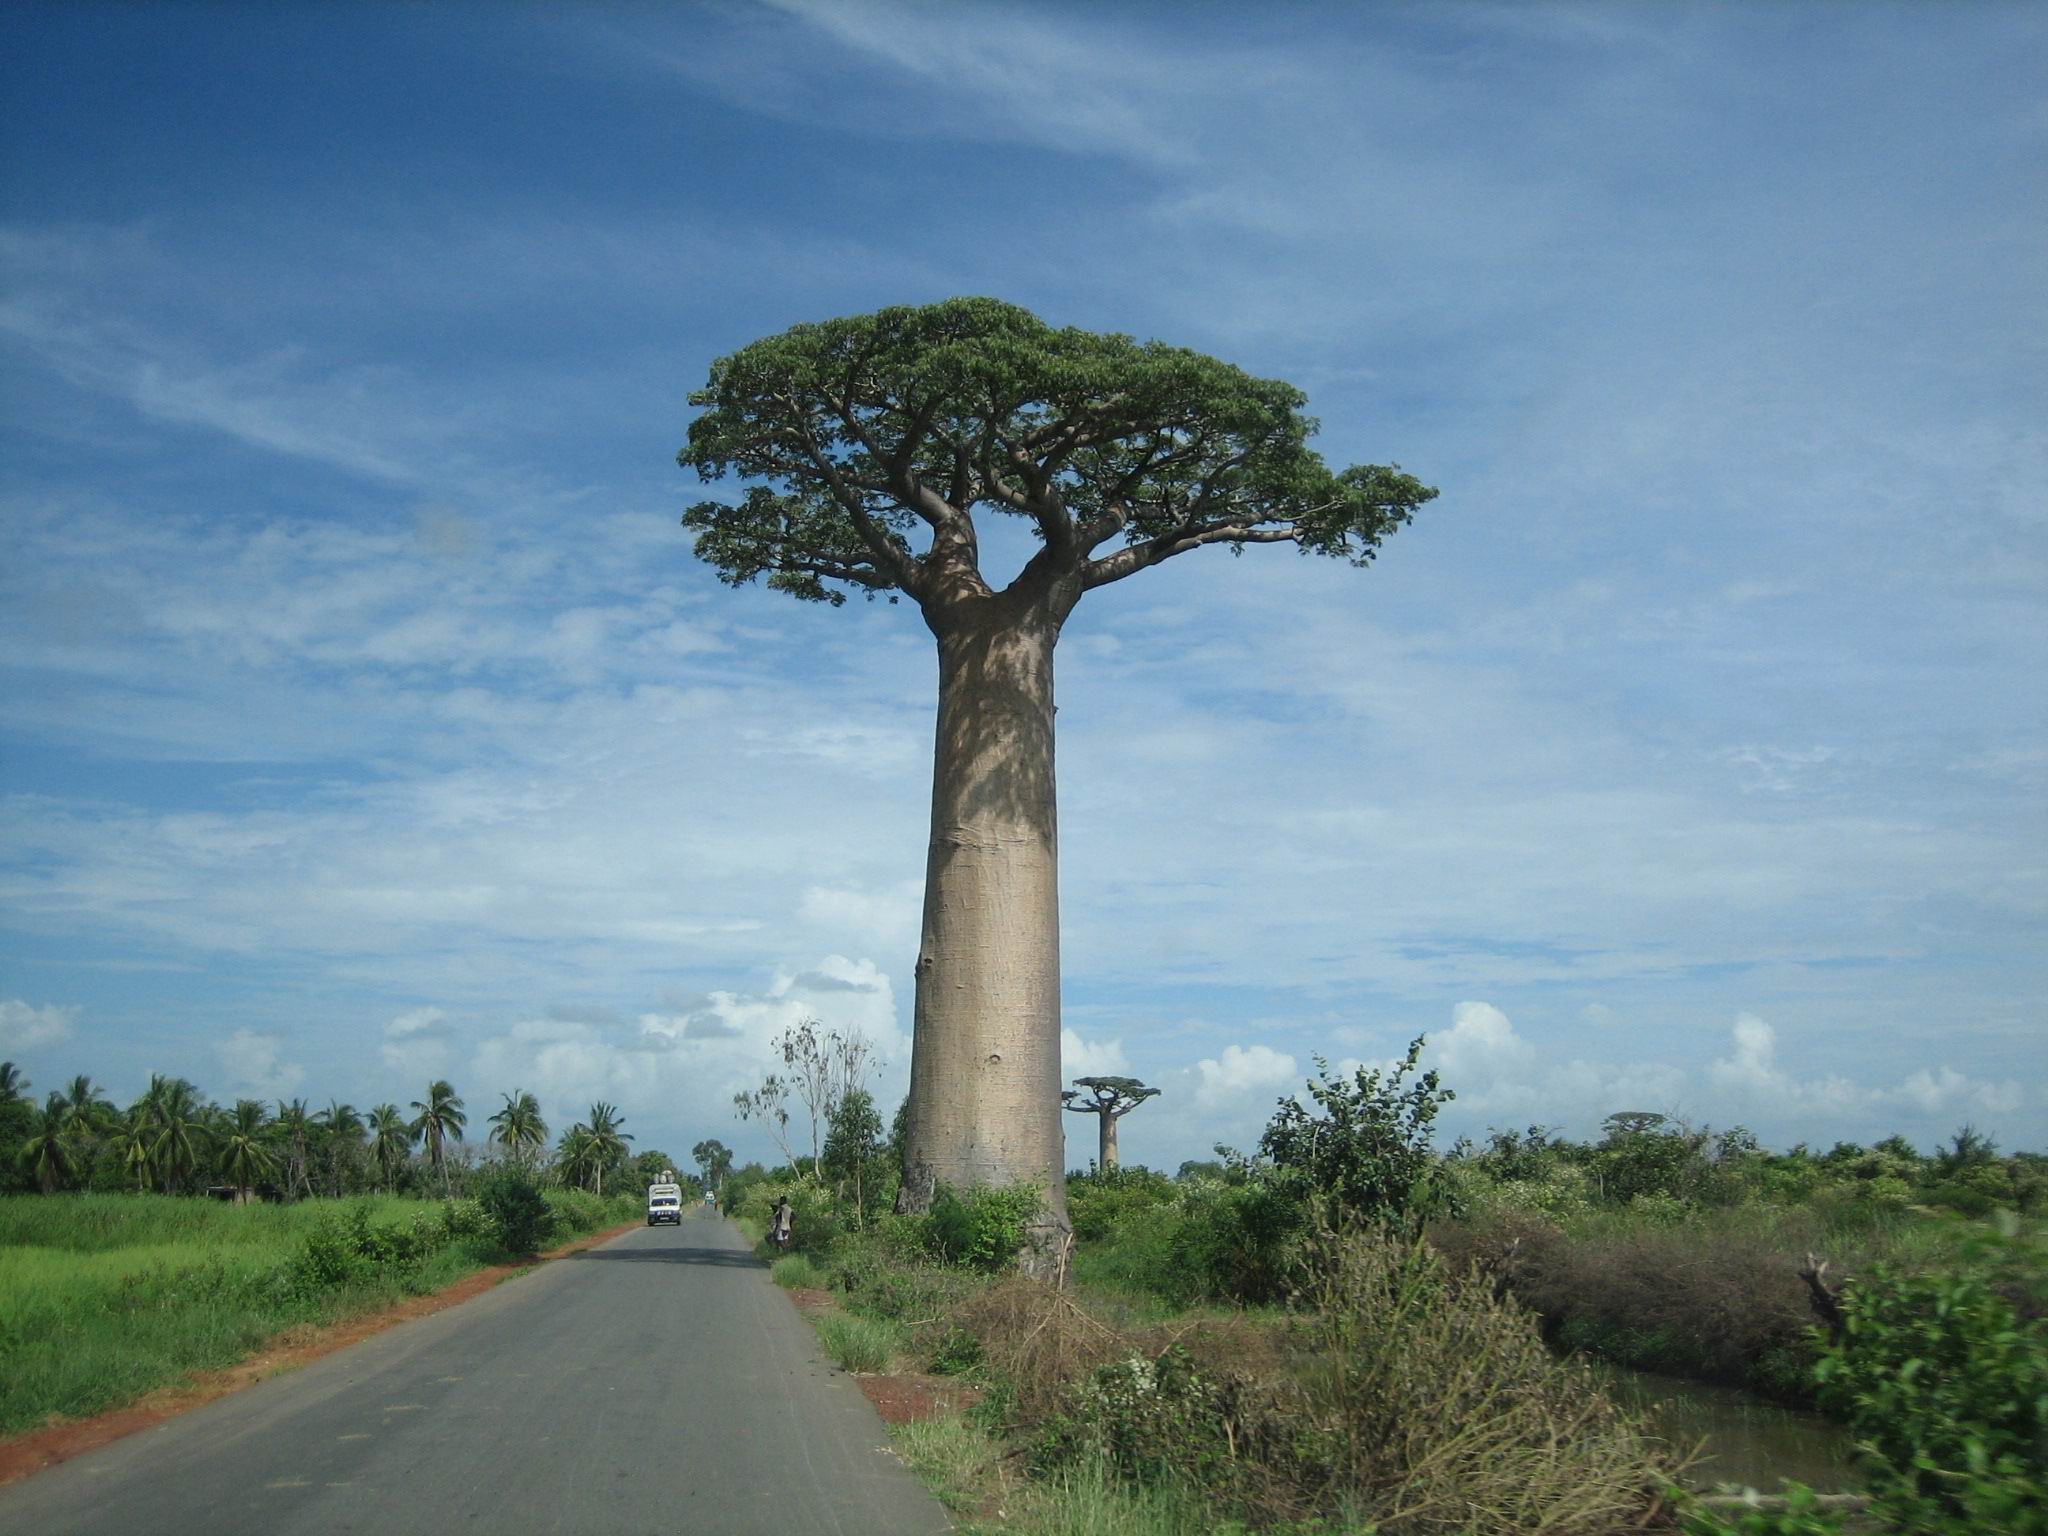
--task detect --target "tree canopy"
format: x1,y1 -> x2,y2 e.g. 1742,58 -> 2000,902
682,298 -> 1436,611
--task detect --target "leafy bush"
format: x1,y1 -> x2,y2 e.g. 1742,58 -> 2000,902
925,1183 -> 1042,1271
1038,1347 -> 1263,1502
1065,1165 -> 1175,1243
1258,1037 -> 1461,1234
737,1179 -> 845,1257
476,1164 -> 553,1257
1813,1225 -> 2046,1531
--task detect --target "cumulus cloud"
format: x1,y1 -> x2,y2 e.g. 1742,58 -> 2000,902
1061,1028 -> 1132,1081
1190,1043 -> 1298,1106
462,954 -> 911,1162
214,1027 -> 304,1099
381,1005 -> 456,1079
1705,1012 -> 2024,1122
0,999 -> 76,1052
1433,1001 -> 1537,1083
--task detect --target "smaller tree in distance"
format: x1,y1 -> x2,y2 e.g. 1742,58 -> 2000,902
692,1137 -> 733,1195
1061,1076 -> 1161,1173
822,1088 -> 885,1221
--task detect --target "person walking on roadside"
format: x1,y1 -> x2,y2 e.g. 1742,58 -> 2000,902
770,1194 -> 794,1255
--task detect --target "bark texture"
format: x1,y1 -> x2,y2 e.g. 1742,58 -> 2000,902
898,587 -> 1073,1268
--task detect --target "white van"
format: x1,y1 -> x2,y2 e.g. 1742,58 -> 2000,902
646,1182 -> 684,1225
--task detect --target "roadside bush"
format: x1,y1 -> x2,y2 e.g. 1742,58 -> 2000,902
436,1196 -> 495,1242
1065,1165 -> 1175,1243
736,1178 -> 844,1258
543,1187 -> 606,1235
1258,1037 -> 1461,1234
1434,1208 -> 1827,1399
476,1164 -> 553,1258
1814,1225 -> 2047,1531
1072,1178 -> 1304,1305
1288,1226 -> 1683,1533
925,1182 -> 1042,1271
1031,1226 -> 1682,1533
834,1233 -> 976,1328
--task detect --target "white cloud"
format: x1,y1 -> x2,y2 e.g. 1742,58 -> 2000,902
381,1006 -> 455,1079
1190,1044 -> 1298,1107
0,999 -> 76,1052
214,1027 -> 305,1100
1060,1028 -> 1131,1081
1433,1001 -> 1538,1084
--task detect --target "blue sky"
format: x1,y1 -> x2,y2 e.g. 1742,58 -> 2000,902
2,1 -> 2042,1171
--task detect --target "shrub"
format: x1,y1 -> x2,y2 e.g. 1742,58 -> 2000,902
1814,1229 -> 2046,1530
925,1183 -> 1042,1271
476,1164 -> 553,1257
436,1196 -> 495,1242
1066,1165 -> 1174,1243
1257,1037 -> 1461,1234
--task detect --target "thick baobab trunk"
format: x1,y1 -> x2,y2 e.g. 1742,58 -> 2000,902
1098,1111 -> 1119,1173
899,589 -> 1071,1272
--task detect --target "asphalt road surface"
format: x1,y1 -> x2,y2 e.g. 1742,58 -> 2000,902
0,1212 -> 952,1536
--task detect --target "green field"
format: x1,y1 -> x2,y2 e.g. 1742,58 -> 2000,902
0,1191 -> 637,1435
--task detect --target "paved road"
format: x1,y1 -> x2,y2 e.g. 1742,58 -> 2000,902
0,1212 -> 952,1536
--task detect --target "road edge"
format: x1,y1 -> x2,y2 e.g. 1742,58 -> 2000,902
0,1217 -> 642,1490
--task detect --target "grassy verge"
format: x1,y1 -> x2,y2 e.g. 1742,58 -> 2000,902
0,1190 -> 637,1435
894,1411 -> 1225,1536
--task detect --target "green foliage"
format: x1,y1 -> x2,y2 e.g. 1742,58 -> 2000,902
1039,1348 -> 1254,1500
924,1183 -> 1044,1272
1257,1038 -> 1460,1235
815,1312 -> 900,1373
680,298 -> 1435,608
738,1179 -> 845,1258
476,1162 -> 554,1257
1812,1221 -> 2047,1531
771,1253 -> 825,1289
1065,1165 -> 1175,1243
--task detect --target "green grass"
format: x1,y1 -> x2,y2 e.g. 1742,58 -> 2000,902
0,1191 -> 637,1435
771,1253 -> 825,1289
815,1311 -> 900,1373
894,1412 -> 1238,1536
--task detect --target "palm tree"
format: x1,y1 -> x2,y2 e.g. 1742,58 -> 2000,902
317,1100 -> 363,1196
143,1075 -> 206,1195
582,1102 -> 632,1198
214,1099 -> 278,1203
555,1124 -> 597,1192
1,1060 -> 29,1107
113,1104 -> 156,1192
274,1098 -> 314,1200
487,1090 -> 548,1170
367,1103 -> 409,1192
409,1080 -> 466,1197
59,1074 -> 111,1137
18,1092 -> 76,1194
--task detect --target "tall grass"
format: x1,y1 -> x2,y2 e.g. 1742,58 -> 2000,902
771,1253 -> 826,1289
815,1312 -> 900,1373
0,1190 -> 636,1435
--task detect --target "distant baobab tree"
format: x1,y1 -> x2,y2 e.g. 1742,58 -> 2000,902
1062,1076 -> 1161,1173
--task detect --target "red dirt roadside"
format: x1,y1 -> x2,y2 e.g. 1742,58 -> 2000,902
0,1219 -> 640,1489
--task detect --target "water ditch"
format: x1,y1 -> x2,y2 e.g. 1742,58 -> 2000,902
1602,1365 -> 1861,1492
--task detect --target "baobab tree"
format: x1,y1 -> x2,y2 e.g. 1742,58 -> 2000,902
682,298 -> 1433,1265
1062,1076 -> 1161,1173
